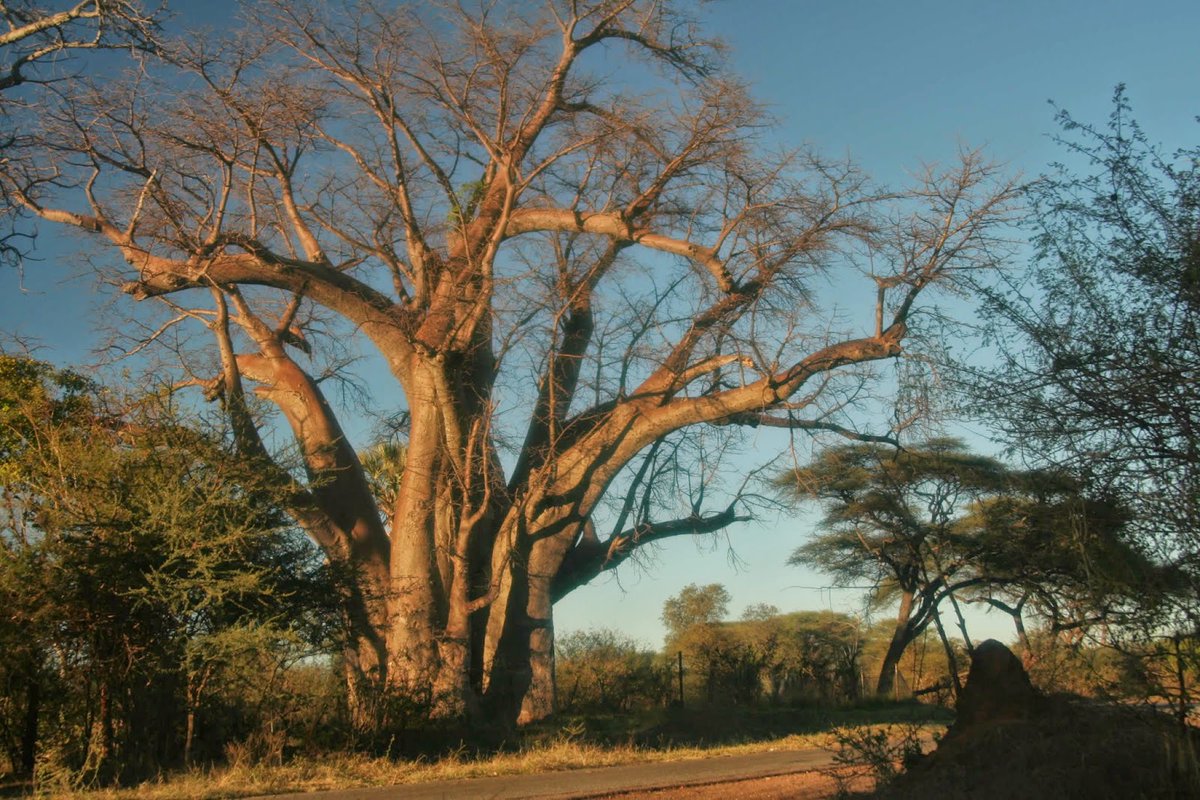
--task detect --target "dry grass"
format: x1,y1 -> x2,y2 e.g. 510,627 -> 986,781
35,731 -> 848,800
12,704 -> 950,799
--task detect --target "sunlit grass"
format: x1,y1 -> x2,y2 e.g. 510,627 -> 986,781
28,704 -> 951,799
36,732 -> 857,799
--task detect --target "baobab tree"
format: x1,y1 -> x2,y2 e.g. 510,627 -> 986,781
0,0 -> 1015,727
1,1 -> 161,263
0,0 -> 158,92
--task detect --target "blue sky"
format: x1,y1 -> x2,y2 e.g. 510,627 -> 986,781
3,0 -> 1199,649
561,0 -> 1200,647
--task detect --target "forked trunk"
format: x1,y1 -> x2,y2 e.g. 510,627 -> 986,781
480,527 -> 572,724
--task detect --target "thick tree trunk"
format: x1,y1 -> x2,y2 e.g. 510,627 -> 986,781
480,526 -> 573,724
385,366 -> 483,720
518,576 -> 559,724
233,348 -> 399,730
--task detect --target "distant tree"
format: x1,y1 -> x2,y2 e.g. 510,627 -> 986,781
738,610 -> 862,704
662,583 -> 731,641
1015,628 -> 1126,697
779,438 -> 1152,698
781,439 -> 1016,696
660,583 -> 754,704
662,586 -> 862,706
741,603 -> 781,622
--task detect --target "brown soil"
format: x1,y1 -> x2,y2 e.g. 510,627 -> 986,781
591,767 -> 873,799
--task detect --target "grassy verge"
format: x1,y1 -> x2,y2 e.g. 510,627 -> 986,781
11,702 -> 951,800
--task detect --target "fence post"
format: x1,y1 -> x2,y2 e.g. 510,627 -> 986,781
677,651 -> 685,708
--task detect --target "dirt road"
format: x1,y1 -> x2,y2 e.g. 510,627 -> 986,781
255,747 -> 855,800
581,768 -> 871,799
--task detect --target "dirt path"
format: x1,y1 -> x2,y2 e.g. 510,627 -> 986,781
256,747 -> 857,800
584,768 -> 873,799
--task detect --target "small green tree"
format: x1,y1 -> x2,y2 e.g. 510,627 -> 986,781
662,583 -> 731,640
0,355 -> 335,785
661,584 -> 757,705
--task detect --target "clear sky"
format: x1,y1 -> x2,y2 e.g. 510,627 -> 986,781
3,0 -> 1199,649
560,0 -> 1200,647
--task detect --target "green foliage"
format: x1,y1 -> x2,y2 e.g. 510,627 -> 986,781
783,439 -> 1012,598
962,93 -> 1200,716
781,438 -> 1152,696
661,585 -> 865,707
661,583 -> 730,639
358,440 -> 407,529
0,355 -> 337,785
781,439 -> 1015,695
671,620 -> 760,706
969,87 -> 1200,630
555,629 -> 672,713
740,611 -> 864,705
965,488 -> 1162,629
447,178 -> 488,225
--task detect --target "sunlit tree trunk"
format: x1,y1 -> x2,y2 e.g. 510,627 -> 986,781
876,588 -> 917,697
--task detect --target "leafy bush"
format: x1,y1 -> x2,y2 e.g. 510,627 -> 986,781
556,630 -> 672,713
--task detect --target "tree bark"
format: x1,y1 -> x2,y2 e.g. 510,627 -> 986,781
875,588 -> 917,697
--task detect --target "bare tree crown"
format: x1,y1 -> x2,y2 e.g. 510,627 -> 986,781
0,0 -> 1017,724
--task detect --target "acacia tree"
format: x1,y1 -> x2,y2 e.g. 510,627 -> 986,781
782,439 -> 1015,696
0,0 -> 1014,726
0,355 -> 331,783
964,481 -> 1162,649
783,438 -> 1154,696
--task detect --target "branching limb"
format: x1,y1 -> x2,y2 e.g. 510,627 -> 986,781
551,502 -> 748,601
